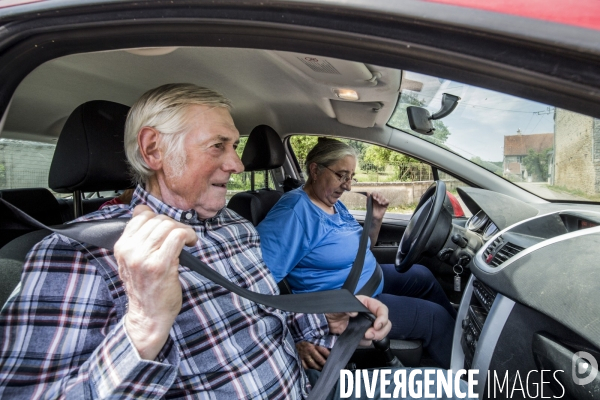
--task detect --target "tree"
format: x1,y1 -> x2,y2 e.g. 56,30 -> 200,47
522,148 -> 552,181
363,146 -> 423,180
470,156 -> 502,175
289,135 -> 319,165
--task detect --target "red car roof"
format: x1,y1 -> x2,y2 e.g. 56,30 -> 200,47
426,0 -> 600,31
0,0 -> 45,9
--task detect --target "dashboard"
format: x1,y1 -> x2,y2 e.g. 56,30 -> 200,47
467,209 -> 499,242
451,187 -> 600,399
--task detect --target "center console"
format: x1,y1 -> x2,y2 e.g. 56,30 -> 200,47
460,280 -> 496,369
451,276 -> 515,398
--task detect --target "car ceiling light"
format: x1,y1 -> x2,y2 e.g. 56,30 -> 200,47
334,89 -> 359,101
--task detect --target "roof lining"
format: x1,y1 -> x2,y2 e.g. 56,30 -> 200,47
0,15 -> 599,122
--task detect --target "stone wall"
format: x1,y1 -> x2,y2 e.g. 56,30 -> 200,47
226,180 -> 465,211
554,109 -> 599,194
339,180 -> 464,210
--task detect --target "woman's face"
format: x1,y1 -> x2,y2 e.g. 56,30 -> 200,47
310,155 -> 357,208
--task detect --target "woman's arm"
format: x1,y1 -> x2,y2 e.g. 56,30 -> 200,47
368,192 -> 390,250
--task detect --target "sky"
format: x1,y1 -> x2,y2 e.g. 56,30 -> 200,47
400,72 -> 556,162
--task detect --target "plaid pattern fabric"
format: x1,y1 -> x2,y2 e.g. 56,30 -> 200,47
0,185 -> 334,399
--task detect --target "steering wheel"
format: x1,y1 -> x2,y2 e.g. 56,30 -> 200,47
395,180 -> 449,273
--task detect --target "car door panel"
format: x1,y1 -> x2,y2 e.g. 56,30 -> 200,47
350,211 -> 409,264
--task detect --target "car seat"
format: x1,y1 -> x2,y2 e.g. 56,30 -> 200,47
0,100 -> 131,306
227,125 -> 285,226
0,188 -> 63,248
48,100 -> 132,218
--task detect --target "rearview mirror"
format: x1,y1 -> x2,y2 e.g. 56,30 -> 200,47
407,93 -> 460,135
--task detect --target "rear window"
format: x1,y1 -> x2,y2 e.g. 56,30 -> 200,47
0,138 -> 56,190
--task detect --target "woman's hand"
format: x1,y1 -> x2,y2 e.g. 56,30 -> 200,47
296,341 -> 330,370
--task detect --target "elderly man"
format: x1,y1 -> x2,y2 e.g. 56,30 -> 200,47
0,84 -> 468,399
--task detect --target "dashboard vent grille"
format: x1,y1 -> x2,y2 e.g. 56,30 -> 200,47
489,242 -> 525,267
483,236 -> 503,261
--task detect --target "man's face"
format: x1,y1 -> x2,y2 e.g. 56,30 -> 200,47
158,105 -> 244,219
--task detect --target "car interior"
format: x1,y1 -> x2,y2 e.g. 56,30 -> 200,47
1,3 -> 600,399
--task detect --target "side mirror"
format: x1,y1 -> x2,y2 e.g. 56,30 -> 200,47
407,93 -> 460,135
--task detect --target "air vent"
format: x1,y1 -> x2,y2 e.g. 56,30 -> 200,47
483,236 -> 503,262
488,242 -> 525,267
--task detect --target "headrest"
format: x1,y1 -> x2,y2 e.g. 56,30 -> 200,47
49,100 -> 132,193
241,125 -> 286,171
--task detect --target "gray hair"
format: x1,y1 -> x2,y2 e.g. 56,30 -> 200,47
304,137 -> 357,179
124,83 -> 232,185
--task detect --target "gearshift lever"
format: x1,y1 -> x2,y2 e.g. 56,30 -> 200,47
364,309 -> 403,368
372,337 -> 403,367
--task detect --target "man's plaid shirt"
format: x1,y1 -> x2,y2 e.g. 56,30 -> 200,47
0,186 -> 335,399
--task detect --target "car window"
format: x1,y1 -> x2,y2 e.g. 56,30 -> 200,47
0,138 -> 56,191
288,135 -> 468,216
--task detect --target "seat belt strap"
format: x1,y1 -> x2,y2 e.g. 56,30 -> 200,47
343,194 -> 380,295
0,198 -> 374,400
356,262 -> 382,297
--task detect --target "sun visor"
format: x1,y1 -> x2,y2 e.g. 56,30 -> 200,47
275,52 -> 377,86
330,100 -> 383,128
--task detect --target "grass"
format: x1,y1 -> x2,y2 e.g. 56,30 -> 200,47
388,203 -> 418,214
545,184 -> 600,202
354,170 -> 397,183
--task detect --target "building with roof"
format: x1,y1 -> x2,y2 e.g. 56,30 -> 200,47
503,131 -> 554,181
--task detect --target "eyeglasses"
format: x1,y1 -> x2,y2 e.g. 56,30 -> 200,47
320,164 -> 358,185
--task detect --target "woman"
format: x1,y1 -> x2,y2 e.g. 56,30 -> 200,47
257,138 -> 456,368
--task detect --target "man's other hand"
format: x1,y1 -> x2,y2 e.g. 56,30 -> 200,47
296,341 -> 330,371
325,295 -> 391,347
114,205 -> 197,360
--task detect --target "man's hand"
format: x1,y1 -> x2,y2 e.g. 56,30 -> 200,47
296,341 -> 330,371
114,205 -> 197,360
370,191 -> 390,221
325,295 -> 391,347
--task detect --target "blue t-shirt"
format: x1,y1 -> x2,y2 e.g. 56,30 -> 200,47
256,188 -> 383,296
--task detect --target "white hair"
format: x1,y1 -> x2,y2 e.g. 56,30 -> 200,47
124,83 -> 232,185
305,137 -> 357,179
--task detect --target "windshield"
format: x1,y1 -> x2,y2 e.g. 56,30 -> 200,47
388,71 -> 599,202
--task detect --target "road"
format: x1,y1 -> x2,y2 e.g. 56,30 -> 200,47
515,182 -> 588,201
